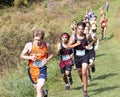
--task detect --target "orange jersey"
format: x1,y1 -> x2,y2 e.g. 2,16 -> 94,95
28,42 -> 48,84
29,42 -> 48,67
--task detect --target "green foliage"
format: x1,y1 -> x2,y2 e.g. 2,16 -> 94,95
14,0 -> 29,6
0,0 -> 14,6
0,71 -> 36,97
1,0 -> 120,97
0,0 -> 29,6
0,30 -> 32,71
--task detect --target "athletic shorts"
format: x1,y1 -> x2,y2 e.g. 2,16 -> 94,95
74,55 -> 89,68
92,29 -> 97,33
28,66 -> 47,84
59,59 -> 72,68
88,50 -> 95,60
60,65 -> 72,74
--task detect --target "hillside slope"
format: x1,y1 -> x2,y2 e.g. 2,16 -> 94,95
0,0 -> 120,97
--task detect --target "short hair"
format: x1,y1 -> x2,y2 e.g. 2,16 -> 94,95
94,15 -> 97,19
77,22 -> 86,29
33,29 -> 45,39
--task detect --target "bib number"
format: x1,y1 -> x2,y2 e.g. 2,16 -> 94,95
62,55 -> 71,61
89,46 -> 93,50
33,60 -> 44,67
76,50 -> 85,56
102,23 -> 106,27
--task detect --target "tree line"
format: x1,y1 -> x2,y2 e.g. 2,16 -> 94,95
0,0 -> 43,7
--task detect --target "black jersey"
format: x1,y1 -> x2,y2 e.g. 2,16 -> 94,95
74,34 -> 88,57
60,42 -> 73,60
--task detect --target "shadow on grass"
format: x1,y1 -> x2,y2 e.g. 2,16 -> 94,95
71,82 -> 99,90
88,82 -> 99,87
96,53 -> 106,58
90,85 -> 119,96
71,86 -> 81,90
93,73 -> 118,80
107,33 -> 114,40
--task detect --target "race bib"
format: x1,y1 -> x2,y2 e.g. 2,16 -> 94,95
89,46 -> 93,50
102,23 -> 106,27
62,55 -> 71,61
76,50 -> 85,56
33,60 -> 44,67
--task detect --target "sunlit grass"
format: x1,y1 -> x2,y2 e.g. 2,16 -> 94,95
0,0 -> 120,97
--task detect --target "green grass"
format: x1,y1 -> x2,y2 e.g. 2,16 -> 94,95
47,0 -> 120,97
0,0 -> 120,97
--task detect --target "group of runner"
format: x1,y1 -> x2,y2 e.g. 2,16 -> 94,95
57,2 -> 109,97
20,1 -> 109,97
57,12 -> 99,97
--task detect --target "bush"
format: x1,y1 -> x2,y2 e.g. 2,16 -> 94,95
0,30 -> 32,72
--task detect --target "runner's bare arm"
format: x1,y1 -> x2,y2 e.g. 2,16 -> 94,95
57,43 -> 61,56
94,36 -> 99,51
85,35 -> 94,50
20,43 -> 36,61
67,35 -> 80,49
46,43 -> 54,62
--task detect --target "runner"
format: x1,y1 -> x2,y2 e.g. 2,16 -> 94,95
99,6 -> 104,16
70,20 -> 77,70
88,8 -> 94,20
20,29 -> 54,97
90,15 -> 97,35
84,9 -> 89,18
57,32 -> 73,90
70,20 -> 77,35
100,13 -> 108,40
106,0 -> 109,12
85,26 -> 99,82
68,22 -> 94,97
84,17 -> 91,35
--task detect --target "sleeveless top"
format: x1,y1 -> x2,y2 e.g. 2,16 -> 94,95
74,34 -> 88,57
29,42 -> 48,68
88,34 -> 95,51
91,20 -> 97,29
60,42 -> 72,61
101,17 -> 107,27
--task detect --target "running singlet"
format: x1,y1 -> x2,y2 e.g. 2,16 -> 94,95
59,43 -> 73,68
100,10 -> 104,15
91,20 -> 97,30
74,34 -> 88,57
101,18 -> 107,28
28,43 -> 48,83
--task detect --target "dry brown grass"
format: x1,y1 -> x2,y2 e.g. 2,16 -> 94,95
0,0 -> 100,73
114,6 -> 120,42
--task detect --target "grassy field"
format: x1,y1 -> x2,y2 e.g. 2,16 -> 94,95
0,0 -> 120,97
47,0 -> 120,97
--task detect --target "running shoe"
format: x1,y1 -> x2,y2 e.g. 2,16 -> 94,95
91,64 -> 96,73
83,90 -> 89,97
82,85 -> 89,97
88,75 -> 92,82
103,36 -> 107,40
44,89 -> 48,97
65,85 -> 70,90
84,94 -> 89,97
69,78 -> 73,85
